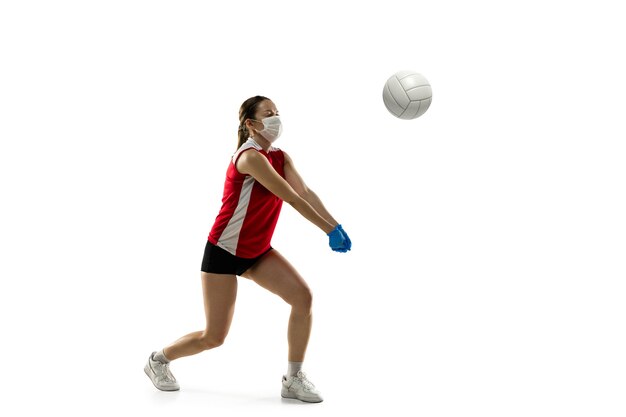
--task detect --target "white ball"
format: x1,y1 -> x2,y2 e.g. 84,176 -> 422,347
382,70 -> 432,119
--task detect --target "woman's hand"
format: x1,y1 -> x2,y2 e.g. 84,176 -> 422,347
338,225 -> 352,250
328,225 -> 350,253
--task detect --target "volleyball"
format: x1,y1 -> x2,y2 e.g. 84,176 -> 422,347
382,70 -> 432,120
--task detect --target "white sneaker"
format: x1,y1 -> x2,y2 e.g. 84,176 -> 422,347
144,352 -> 180,391
281,370 -> 323,403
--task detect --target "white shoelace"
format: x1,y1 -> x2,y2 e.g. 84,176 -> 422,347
155,361 -> 176,382
164,364 -> 176,382
295,371 -> 315,390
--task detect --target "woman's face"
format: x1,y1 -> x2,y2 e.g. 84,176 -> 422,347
247,100 -> 279,135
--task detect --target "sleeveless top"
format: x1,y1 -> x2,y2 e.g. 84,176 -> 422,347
208,138 -> 285,258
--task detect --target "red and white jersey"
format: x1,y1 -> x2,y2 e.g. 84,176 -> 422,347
208,138 -> 285,258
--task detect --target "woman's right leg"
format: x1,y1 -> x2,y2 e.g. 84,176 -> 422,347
162,272 -> 238,361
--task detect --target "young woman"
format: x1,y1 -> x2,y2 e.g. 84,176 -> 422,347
144,96 -> 351,403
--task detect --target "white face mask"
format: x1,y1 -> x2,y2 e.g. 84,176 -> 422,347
252,115 -> 282,143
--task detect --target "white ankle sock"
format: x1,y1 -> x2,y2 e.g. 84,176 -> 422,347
153,349 -> 170,364
287,361 -> 303,377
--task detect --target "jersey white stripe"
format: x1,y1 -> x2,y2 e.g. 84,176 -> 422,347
217,175 -> 256,255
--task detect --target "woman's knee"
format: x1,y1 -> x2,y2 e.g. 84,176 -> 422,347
289,288 -> 313,313
199,331 -> 228,350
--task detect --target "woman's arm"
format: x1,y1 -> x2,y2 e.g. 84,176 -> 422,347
283,151 -> 339,226
236,150 -> 336,234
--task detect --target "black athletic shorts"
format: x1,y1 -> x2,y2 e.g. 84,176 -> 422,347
201,240 -> 272,275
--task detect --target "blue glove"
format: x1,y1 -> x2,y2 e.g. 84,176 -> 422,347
327,225 -> 348,253
338,224 -> 352,251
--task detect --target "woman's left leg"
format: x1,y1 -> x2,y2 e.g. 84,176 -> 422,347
243,249 -> 324,402
241,249 -> 313,362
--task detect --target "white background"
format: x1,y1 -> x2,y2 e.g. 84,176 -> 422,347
1,1 -> 625,416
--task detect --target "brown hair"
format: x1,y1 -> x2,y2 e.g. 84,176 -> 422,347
237,95 -> 270,149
